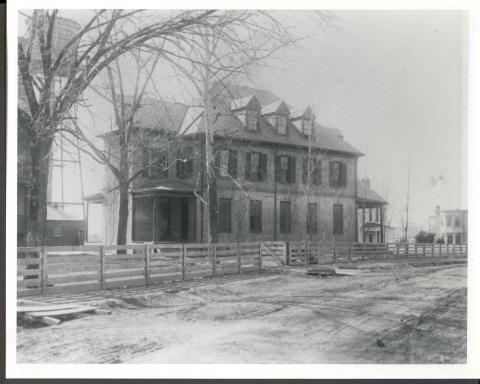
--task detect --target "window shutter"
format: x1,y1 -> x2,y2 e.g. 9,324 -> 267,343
228,150 -> 237,178
245,152 -> 251,179
214,150 -> 220,176
259,153 -> 268,181
143,148 -> 150,177
288,157 -> 296,183
275,156 -> 281,182
341,162 -> 347,187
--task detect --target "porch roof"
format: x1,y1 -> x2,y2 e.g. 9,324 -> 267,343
132,179 -> 195,195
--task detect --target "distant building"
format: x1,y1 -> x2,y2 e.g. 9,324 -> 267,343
356,178 -> 390,243
429,206 -> 468,244
45,205 -> 85,246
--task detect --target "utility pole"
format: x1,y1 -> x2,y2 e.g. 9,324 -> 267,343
404,160 -> 411,244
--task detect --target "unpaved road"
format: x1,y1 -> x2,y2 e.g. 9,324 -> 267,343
17,264 -> 467,364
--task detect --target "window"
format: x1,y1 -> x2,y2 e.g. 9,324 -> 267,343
369,208 -> 373,222
246,110 -> 258,131
218,198 -> 232,233
446,215 -> 452,226
177,148 -> 193,179
447,234 -> 453,244
246,152 -> 268,182
375,207 -> 379,222
279,201 -> 291,233
368,233 -> 373,243
377,231 -> 381,242
52,223 -> 62,237
215,149 -> 237,178
303,118 -> 312,136
277,115 -> 287,135
143,147 -> 168,178
302,158 -> 321,185
329,161 -> 347,188
454,216 -> 460,226
249,200 -> 262,232
455,233 -> 462,244
333,204 -> 343,235
307,202 -> 318,234
276,155 -> 296,184
132,197 -> 153,242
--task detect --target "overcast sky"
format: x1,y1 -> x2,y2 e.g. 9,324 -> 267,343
19,10 -> 467,230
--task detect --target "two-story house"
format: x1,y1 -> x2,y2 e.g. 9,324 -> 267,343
89,84 -> 366,245
429,206 -> 468,244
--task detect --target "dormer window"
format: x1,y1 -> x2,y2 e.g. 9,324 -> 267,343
277,115 -> 287,135
246,110 -> 258,131
303,118 -> 312,137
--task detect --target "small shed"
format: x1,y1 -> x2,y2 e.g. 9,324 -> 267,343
46,205 -> 85,246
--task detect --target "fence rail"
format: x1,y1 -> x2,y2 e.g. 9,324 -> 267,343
17,241 -> 467,297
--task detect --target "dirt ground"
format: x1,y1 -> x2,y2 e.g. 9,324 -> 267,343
17,263 -> 467,364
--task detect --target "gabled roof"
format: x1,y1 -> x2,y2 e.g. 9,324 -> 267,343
230,95 -> 261,111
261,100 -> 290,116
357,179 -> 388,205
290,105 -> 315,121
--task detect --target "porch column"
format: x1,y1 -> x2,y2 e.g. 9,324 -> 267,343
380,205 -> 384,242
362,204 -> 366,243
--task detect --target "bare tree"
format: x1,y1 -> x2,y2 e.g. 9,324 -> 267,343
18,9 -> 218,245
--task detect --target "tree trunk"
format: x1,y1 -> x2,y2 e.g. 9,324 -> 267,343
207,167 -> 219,243
27,139 -> 52,246
116,182 -> 129,246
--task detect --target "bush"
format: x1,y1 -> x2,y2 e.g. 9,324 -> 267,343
415,231 -> 435,243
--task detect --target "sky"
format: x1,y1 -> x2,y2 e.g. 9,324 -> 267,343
18,10 -> 468,231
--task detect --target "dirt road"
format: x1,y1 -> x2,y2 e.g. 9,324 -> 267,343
17,264 -> 467,363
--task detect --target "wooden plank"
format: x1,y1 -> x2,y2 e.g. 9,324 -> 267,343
45,283 -> 101,294
26,305 -> 97,317
17,279 -> 41,288
47,273 -> 100,285
17,304 -> 82,313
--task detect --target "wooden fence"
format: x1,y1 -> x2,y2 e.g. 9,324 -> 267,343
17,241 -> 467,297
286,242 -> 468,265
17,242 -> 270,297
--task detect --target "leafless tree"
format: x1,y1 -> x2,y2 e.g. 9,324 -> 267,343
17,9 -> 225,245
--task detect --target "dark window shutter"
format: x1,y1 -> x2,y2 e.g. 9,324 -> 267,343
329,161 -> 334,187
228,150 -> 237,178
245,152 -> 251,179
341,162 -> 347,187
214,150 -> 220,176
143,148 -> 150,177
259,153 -> 268,181
288,157 -> 296,183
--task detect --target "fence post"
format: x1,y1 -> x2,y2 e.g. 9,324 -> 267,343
439,243 -> 442,258
41,246 -> 47,295
212,244 -> 217,276
432,243 -> 435,258
396,243 -> 400,258
453,243 -> 456,259
285,242 -> 290,266
349,243 -> 353,261
144,245 -> 150,286
465,243 -> 468,257
375,243 -> 379,260
258,243 -> 263,271
99,245 -> 105,290
333,242 -> 336,263
182,244 -> 186,280
237,242 -> 241,274
446,243 -> 449,258
423,244 -> 426,258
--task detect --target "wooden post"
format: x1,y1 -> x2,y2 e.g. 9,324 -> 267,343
258,243 -> 262,271
285,242 -> 290,266
453,243 -> 456,258
465,243 -> 468,257
446,243 -> 449,258
306,241 -> 310,265
375,243 -> 379,260
423,244 -> 426,258
237,242 -> 241,274
333,242 -> 337,262
432,243 -> 435,258
414,243 -> 418,258
349,243 -> 353,261
212,244 -> 217,276
144,245 -> 150,286
41,246 -> 47,295
396,243 -> 400,258
439,243 -> 442,258
99,245 -> 105,290
182,244 -> 186,280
